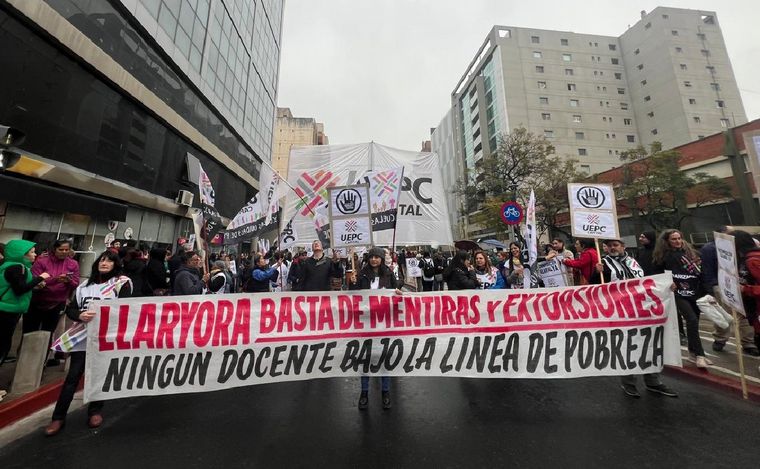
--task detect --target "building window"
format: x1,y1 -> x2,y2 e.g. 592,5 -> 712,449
573,115 -> 582,123
575,132 -> 585,140
570,99 -> 579,107
645,22 -> 651,29
538,81 -> 547,88
539,97 -> 549,104
611,58 -> 619,65
621,103 -> 629,110
641,79 -> 647,86
624,118 -> 632,125
634,48 -> 640,55
697,33 -> 706,40
716,100 -> 725,108
614,72 -> 622,80
617,88 -> 625,95
680,63 -> 688,70
531,35 -> 540,44
608,44 -> 617,51
662,14 -> 669,19
647,111 -> 654,117
698,135 -> 705,139
702,15 -> 714,24
684,81 -> 692,87
627,135 -> 635,143
693,116 -> 701,123
671,30 -> 679,36
720,118 -> 730,127
541,112 -> 551,120
544,130 -> 554,138
578,148 -> 588,156
599,101 -> 604,107
701,49 -> 710,57
644,95 -> 651,102
565,69 -> 574,76
689,98 -> 696,104
580,165 -> 590,174
563,54 -> 572,62
651,129 -> 658,135
710,82 -> 720,91
675,47 -> 683,53
536,65 -> 545,73
533,51 -> 543,59
637,64 -> 644,70
602,116 -> 607,122
706,65 -> 715,72
567,83 -> 577,91
561,38 -> 569,46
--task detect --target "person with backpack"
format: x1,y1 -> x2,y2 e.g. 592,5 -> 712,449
420,252 -> 436,291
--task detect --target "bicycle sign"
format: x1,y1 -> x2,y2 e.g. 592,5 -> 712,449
500,201 -> 523,225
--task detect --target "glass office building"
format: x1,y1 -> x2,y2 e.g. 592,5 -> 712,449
0,0 -> 284,250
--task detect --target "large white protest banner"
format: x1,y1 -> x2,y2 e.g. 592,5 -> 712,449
85,274 -> 681,402
282,142 -> 454,247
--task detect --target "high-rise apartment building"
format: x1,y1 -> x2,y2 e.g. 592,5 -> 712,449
0,0 -> 283,250
273,108 -> 329,179
433,6 -> 747,239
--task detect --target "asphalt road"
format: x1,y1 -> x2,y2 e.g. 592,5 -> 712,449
1,374 -> 758,468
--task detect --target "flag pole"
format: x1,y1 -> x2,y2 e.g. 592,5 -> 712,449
389,167 -> 405,259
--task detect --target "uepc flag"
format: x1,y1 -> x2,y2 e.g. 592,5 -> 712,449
198,165 -> 224,239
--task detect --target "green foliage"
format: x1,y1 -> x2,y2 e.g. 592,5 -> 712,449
457,127 -> 585,238
617,143 -> 732,231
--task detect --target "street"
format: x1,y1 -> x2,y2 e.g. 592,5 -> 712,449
1,373 -> 758,468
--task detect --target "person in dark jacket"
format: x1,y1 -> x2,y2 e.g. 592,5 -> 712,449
299,241 -> 343,291
653,229 -> 709,368
168,241 -> 193,289
248,254 -> 280,293
635,231 -> 658,276
173,251 -> 209,295
122,248 -> 150,296
0,240 -> 49,367
145,247 -> 169,295
349,247 -> 403,410
44,250 -> 133,436
444,250 -> 480,290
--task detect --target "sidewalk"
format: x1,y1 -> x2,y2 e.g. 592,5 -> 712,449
666,317 -> 760,401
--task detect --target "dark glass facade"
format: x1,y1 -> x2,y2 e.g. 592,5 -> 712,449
0,5 -> 252,217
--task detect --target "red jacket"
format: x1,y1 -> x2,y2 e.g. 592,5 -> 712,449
740,250 -> 760,332
564,248 -> 599,284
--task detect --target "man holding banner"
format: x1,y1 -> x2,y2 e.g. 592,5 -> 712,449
601,238 -> 678,398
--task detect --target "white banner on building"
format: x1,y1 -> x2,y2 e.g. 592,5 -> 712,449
282,142 -> 454,247
83,274 -> 681,402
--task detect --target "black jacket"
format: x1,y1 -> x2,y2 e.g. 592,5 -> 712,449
636,245 -> 656,277
173,265 -> 205,295
350,265 -> 402,290
445,266 -> 480,290
299,256 -> 343,291
145,249 -> 169,291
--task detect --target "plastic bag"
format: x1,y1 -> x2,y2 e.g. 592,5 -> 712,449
696,295 -> 734,330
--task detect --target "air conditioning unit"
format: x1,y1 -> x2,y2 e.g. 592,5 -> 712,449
176,190 -> 194,207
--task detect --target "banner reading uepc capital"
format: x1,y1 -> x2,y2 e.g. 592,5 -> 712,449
84,273 -> 681,402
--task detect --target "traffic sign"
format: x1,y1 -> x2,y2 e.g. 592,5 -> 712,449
500,201 -> 524,225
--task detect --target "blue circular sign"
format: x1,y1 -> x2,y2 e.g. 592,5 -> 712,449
501,201 -> 523,225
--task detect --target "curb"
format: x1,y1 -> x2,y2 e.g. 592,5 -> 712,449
664,365 -> 760,403
0,379 -> 64,428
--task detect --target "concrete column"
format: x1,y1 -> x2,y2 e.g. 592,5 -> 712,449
11,331 -> 50,395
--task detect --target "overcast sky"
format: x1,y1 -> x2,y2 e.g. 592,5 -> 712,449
277,0 -> 759,150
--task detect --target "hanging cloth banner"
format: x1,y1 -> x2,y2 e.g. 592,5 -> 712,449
356,167 -> 404,233
523,189 -> 537,289
84,273 -> 681,402
223,194 -> 280,245
282,143 -> 454,247
198,165 -> 224,240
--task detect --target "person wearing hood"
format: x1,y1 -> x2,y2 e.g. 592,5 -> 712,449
600,239 -> 678,398
145,247 -> 170,296
121,247 -> 149,296
636,231 -> 657,276
0,240 -> 50,366
349,246 -> 403,410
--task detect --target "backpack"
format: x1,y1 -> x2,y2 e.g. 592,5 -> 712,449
422,259 -> 435,278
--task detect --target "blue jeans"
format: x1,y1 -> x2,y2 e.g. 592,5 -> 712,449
361,376 -> 390,392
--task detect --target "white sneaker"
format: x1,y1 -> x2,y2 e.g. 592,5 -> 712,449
695,356 -> 710,368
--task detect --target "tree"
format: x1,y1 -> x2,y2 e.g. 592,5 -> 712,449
458,127 -> 585,240
616,142 -> 732,232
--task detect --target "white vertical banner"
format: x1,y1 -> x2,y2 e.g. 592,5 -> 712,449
524,189 -> 537,289
714,232 -> 744,314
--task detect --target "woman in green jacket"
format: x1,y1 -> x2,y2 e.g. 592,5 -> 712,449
0,240 -> 50,366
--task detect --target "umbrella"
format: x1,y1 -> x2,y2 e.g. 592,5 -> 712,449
454,240 -> 480,251
478,239 -> 507,250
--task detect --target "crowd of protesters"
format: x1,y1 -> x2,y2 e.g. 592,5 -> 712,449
2,225 -> 760,430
